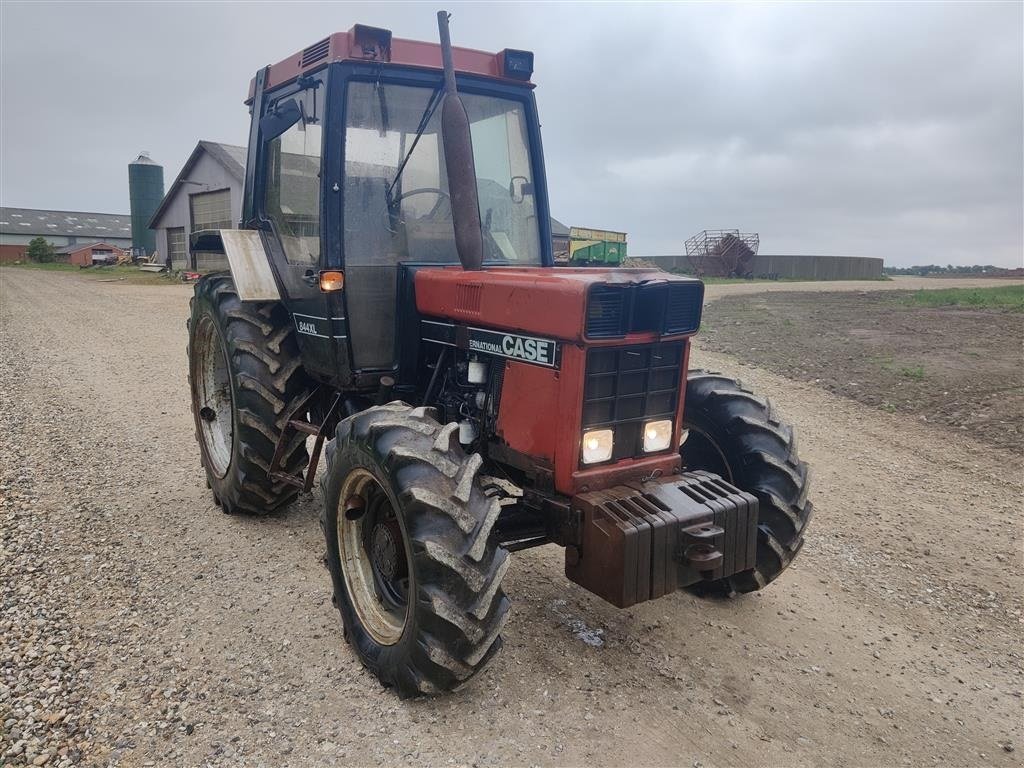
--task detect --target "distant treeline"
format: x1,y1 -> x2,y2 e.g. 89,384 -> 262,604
884,264 -> 1021,276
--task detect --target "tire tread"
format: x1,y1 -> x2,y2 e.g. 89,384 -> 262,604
684,369 -> 812,594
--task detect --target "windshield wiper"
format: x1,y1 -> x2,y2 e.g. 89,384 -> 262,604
374,76 -> 389,136
385,85 -> 443,213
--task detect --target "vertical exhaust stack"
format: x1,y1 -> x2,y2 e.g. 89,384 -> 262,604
437,10 -> 484,271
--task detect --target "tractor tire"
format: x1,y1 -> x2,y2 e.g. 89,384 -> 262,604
320,403 -> 511,697
187,273 -> 311,515
681,370 -> 812,594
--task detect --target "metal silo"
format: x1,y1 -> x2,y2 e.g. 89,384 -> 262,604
128,152 -> 164,257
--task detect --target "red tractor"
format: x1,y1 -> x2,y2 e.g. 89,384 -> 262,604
187,12 -> 811,696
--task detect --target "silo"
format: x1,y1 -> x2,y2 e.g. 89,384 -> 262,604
128,152 -> 164,257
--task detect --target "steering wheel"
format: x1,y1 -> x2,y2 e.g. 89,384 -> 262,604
392,187 -> 451,220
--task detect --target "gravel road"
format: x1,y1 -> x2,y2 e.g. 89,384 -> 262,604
1,268 -> 1021,767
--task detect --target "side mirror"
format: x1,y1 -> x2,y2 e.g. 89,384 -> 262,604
260,98 -> 302,143
509,175 -> 533,204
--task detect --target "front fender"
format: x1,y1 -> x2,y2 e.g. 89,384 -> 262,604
190,229 -> 281,301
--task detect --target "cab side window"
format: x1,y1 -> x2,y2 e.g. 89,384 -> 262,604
263,84 -> 323,265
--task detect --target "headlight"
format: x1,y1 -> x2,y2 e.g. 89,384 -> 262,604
642,420 -> 673,453
581,429 -> 614,464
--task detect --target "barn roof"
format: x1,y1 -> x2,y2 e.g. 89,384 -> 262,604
0,207 -> 131,239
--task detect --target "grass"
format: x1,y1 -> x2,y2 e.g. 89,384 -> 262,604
900,285 -> 1024,311
1,261 -> 178,286
898,365 -> 926,381
2,261 -> 79,271
671,271 -> 891,284
876,356 -> 925,380
687,275 -> 808,284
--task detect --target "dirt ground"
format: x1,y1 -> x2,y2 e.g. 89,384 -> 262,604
1,269 -> 1021,767
701,275 -> 1024,300
698,290 -> 1024,452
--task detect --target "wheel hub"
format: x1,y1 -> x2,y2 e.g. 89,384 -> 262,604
370,521 -> 403,581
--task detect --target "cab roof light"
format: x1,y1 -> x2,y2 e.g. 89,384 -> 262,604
351,24 -> 392,61
501,48 -> 533,81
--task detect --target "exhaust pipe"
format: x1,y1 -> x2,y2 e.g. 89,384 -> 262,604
437,10 -> 483,271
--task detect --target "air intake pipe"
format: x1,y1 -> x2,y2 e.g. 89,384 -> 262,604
437,10 -> 483,271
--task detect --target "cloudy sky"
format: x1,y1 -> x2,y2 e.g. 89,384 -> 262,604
1,1 -> 1021,266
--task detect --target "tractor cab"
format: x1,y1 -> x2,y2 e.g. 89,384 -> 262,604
224,24 -> 551,379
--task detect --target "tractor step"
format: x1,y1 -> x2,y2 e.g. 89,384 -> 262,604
288,419 -> 321,436
268,388 -> 342,494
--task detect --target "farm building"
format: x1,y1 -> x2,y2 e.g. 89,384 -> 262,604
0,207 -> 132,263
148,141 -> 246,271
55,241 -> 127,267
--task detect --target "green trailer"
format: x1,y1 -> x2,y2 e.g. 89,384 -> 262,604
568,226 -> 627,265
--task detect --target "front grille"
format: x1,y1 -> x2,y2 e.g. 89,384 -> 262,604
584,281 -> 704,339
664,283 -> 703,334
582,341 -> 683,463
585,285 -> 627,337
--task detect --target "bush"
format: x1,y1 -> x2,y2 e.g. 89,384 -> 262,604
26,237 -> 56,263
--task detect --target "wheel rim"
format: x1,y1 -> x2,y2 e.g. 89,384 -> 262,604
193,315 -> 234,478
680,423 -> 734,484
336,469 -> 411,646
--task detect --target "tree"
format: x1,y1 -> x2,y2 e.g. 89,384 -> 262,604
26,236 -> 56,263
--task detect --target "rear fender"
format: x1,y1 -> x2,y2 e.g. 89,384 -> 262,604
190,229 -> 281,301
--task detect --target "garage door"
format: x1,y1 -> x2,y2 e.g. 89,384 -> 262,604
167,227 -> 187,270
190,190 -> 232,233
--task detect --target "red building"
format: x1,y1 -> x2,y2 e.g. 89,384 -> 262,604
55,241 -> 126,267
0,207 -> 132,263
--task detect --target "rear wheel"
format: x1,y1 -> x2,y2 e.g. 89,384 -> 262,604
321,403 -> 511,697
188,274 -> 311,515
681,370 -> 812,594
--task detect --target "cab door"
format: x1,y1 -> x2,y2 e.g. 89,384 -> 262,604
260,75 -> 347,382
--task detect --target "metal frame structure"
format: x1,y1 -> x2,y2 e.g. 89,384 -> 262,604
684,229 -> 760,278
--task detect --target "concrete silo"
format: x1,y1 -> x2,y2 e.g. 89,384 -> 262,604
128,152 -> 164,257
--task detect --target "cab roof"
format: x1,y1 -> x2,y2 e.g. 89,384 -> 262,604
248,23 -> 534,102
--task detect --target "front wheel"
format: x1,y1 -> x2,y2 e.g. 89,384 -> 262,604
681,370 -> 812,594
320,403 -> 511,697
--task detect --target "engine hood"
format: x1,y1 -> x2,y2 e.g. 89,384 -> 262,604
414,265 -> 703,342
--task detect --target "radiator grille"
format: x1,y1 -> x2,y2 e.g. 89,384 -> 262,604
582,341 -> 683,463
585,281 -> 704,339
664,283 -> 703,334
585,285 -> 626,337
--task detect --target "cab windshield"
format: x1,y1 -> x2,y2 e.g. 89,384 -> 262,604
343,80 -> 543,268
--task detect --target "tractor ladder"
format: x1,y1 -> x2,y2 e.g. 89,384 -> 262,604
268,387 -> 343,493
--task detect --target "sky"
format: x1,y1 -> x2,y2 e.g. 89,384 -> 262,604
1,1 -> 1021,267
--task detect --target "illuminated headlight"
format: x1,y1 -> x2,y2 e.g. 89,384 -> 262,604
581,429 -> 614,464
643,420 -> 673,453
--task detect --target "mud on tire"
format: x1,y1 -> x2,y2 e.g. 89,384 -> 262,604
681,370 -> 812,594
320,403 -> 511,697
187,273 -> 311,515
